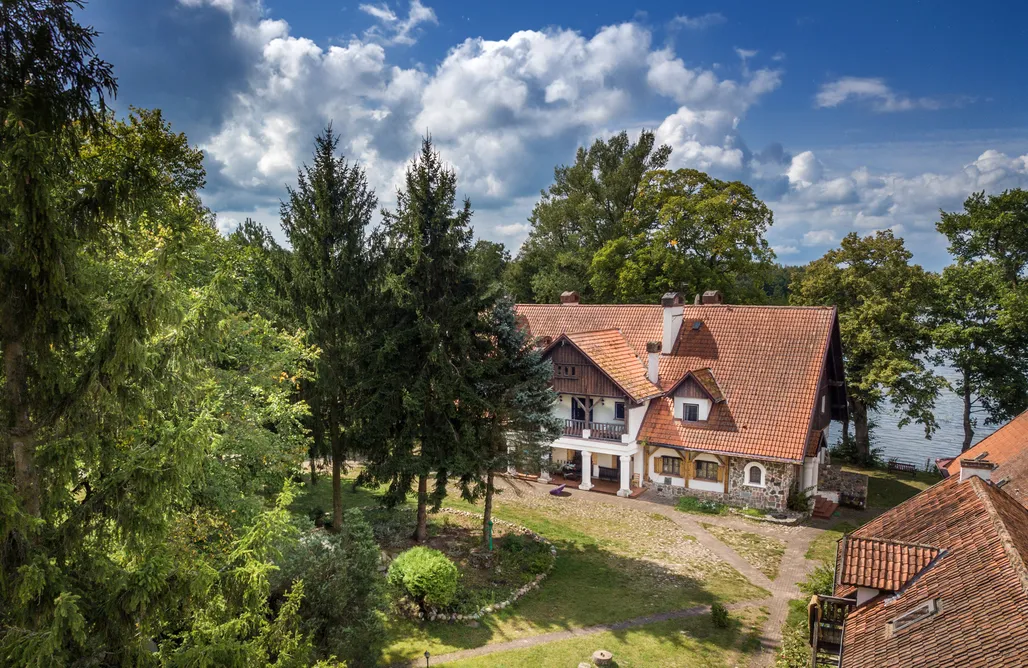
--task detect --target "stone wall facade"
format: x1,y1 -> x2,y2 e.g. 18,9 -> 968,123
818,464 -> 868,509
652,457 -> 797,512
726,459 -> 796,511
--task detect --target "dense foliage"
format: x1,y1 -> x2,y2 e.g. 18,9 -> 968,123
387,546 -> 460,612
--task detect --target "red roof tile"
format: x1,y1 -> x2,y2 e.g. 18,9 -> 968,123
945,409 -> 1028,511
835,476 -> 1028,668
516,303 -> 839,462
559,329 -> 661,402
837,537 -> 941,591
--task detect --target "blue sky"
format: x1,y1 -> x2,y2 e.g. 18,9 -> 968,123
81,0 -> 1028,269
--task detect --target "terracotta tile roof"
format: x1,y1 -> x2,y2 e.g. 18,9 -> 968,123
516,303 -> 839,462
944,409 -> 1028,511
560,329 -> 661,402
806,429 -> 826,457
837,537 -> 941,591
835,476 -> 1028,668
515,304 -> 662,359
643,305 -> 837,462
683,368 -> 725,402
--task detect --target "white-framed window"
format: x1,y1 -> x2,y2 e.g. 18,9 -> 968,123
743,462 -> 766,487
682,402 -> 700,422
614,401 -> 625,421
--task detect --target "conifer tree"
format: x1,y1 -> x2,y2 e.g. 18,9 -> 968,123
469,298 -> 561,546
363,137 -> 488,542
280,128 -> 380,530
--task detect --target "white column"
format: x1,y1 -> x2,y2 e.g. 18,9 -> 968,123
618,454 -> 632,497
580,451 -> 593,491
633,450 -> 644,487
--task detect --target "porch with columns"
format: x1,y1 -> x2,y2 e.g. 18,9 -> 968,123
546,443 -> 646,498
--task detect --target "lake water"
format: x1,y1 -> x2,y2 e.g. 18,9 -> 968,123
828,363 -> 1000,469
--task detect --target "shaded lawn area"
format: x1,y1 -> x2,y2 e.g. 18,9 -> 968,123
842,465 -> 938,509
383,499 -> 769,664
805,521 -> 856,562
700,523 -> 785,581
291,475 -> 770,666
444,606 -> 768,668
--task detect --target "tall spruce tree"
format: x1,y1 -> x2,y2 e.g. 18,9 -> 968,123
362,137 -> 488,543
280,128 -> 380,531
469,298 -> 561,546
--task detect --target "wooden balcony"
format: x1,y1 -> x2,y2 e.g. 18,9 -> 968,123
808,595 -> 854,667
562,419 -> 626,442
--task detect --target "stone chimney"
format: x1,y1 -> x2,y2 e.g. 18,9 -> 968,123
959,458 -> 997,483
661,292 -> 684,354
560,291 -> 580,305
701,290 -> 724,305
646,341 -> 661,383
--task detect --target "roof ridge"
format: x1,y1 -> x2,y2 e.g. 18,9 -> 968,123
849,536 -> 943,552
971,477 -> 1028,598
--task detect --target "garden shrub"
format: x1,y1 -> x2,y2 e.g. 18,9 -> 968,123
799,560 -> 835,597
711,601 -> 730,629
676,496 -> 726,515
387,546 -> 460,612
499,534 -> 551,575
787,487 -> 812,513
275,508 -> 385,667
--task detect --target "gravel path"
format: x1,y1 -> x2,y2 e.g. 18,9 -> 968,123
405,600 -> 764,667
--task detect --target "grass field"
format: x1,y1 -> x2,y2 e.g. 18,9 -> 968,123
700,523 -> 785,581
445,606 -> 768,668
804,521 -> 856,562
290,474 -> 770,665
842,465 -> 938,509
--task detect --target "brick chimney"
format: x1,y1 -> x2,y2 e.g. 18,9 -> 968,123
661,292 -> 684,354
959,458 -> 997,483
560,291 -> 580,305
646,341 -> 661,383
701,290 -> 724,305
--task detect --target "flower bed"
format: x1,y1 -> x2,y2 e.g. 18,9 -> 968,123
384,508 -> 557,624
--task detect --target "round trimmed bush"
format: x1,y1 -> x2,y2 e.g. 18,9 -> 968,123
387,546 -> 459,611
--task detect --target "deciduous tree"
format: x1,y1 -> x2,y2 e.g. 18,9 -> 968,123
793,231 -> 943,463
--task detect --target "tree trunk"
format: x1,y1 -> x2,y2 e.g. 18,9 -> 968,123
961,367 -> 973,452
329,405 -> 343,532
851,397 -> 871,465
841,414 -> 851,446
5,340 -> 40,517
482,470 -> 494,549
309,389 -> 322,486
414,474 -> 429,543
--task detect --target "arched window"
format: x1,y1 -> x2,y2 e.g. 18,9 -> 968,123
744,462 -> 766,487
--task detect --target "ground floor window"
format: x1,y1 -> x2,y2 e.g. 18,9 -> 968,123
660,456 -> 680,476
695,460 -> 719,481
744,462 -> 766,487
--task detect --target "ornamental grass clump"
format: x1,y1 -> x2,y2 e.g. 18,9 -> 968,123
387,546 -> 459,613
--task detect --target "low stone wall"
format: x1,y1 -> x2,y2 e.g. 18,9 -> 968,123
819,464 -> 868,509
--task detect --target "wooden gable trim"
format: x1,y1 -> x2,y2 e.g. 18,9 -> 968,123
665,370 -> 724,403
542,333 -> 659,402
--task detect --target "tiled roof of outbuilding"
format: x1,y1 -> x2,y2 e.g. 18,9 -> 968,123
837,537 -> 941,591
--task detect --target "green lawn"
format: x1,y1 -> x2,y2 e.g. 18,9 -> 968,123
291,475 -> 770,666
842,465 -> 939,509
700,524 -> 785,581
445,606 -> 768,668
804,521 -> 856,562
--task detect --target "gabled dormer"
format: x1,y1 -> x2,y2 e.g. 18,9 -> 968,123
665,368 -> 725,423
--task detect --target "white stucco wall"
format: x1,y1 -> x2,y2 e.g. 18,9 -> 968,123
673,396 -> 712,421
688,453 -> 724,492
649,447 -> 686,486
555,394 -> 624,424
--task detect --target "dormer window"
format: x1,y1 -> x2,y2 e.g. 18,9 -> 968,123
682,403 -> 699,422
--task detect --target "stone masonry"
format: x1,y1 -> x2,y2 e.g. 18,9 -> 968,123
653,458 -> 796,512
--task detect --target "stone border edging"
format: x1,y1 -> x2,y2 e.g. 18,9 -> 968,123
419,508 -> 557,624
727,508 -> 801,525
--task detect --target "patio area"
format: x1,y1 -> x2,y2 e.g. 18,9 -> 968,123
546,474 -> 647,498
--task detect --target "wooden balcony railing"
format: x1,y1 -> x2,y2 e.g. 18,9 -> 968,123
561,419 -> 626,441
808,595 -> 854,667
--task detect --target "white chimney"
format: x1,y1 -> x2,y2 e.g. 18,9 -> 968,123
959,458 -> 996,483
661,292 -> 683,354
646,341 -> 661,383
